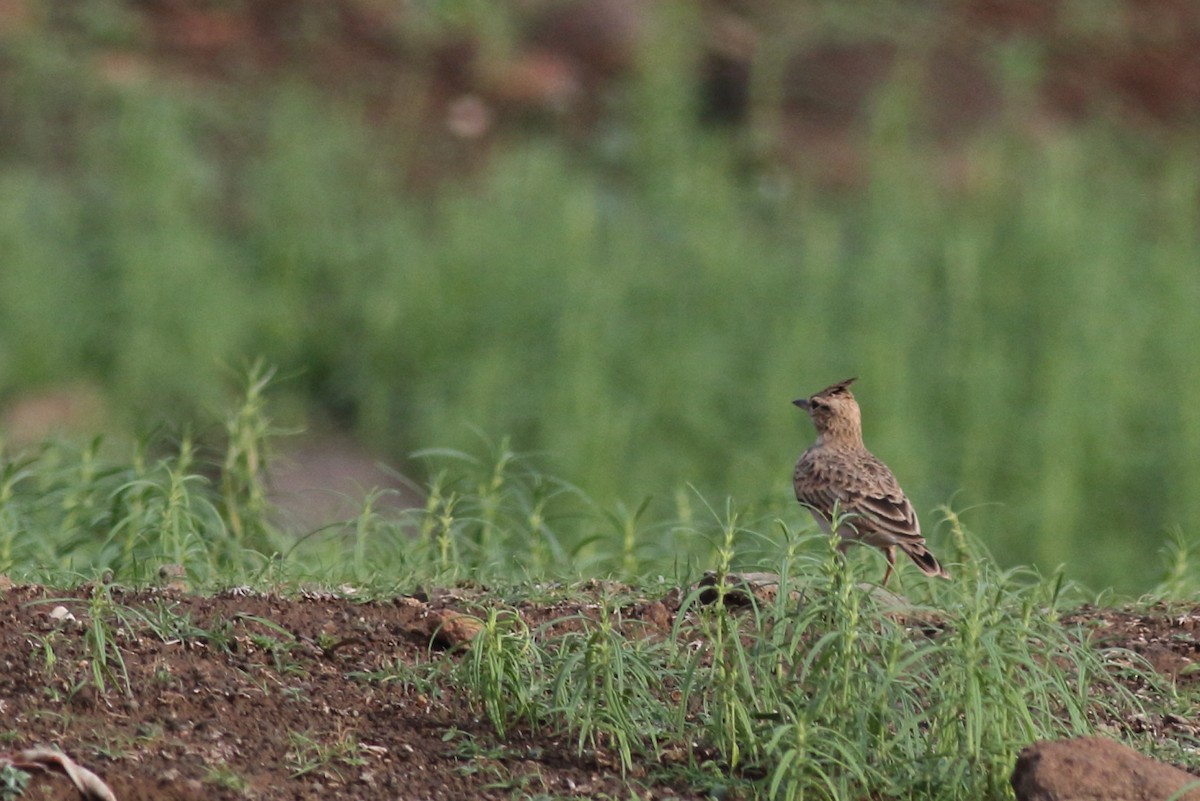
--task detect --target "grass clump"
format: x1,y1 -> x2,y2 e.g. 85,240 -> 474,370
0,763 -> 31,801
458,608 -> 541,740
0,369 -> 280,585
547,599 -> 674,773
406,441 -> 584,580
285,728 -> 367,783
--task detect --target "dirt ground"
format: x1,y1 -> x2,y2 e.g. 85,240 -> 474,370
1,579 -> 1198,801
0,580 -> 698,801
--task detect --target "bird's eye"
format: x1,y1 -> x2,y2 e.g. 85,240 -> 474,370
810,399 -> 825,410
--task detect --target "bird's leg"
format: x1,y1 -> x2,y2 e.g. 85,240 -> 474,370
880,546 -> 896,587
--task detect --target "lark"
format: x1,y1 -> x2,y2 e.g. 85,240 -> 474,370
793,378 -> 948,585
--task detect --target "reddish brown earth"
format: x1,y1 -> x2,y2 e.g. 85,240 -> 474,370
0,580 -> 694,801
1,580 -> 1198,801
7,0 -> 1200,192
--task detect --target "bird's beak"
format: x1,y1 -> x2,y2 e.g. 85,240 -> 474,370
792,398 -> 809,409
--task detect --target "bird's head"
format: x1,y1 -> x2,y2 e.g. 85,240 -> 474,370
793,377 -> 861,440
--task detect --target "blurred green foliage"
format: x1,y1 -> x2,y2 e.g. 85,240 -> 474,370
1,5 -> 1198,591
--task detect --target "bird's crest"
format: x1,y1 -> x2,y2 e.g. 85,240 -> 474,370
814,377 -> 857,399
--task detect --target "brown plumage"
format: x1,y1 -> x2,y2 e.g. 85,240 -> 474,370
793,377 -> 949,585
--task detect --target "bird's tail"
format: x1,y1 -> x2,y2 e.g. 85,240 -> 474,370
901,543 -> 951,579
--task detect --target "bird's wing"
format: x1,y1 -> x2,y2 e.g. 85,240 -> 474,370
795,452 -> 923,543
844,487 -> 921,542
841,455 -> 922,541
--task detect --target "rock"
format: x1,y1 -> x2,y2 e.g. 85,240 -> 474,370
157,564 -> 189,592
421,609 -> 484,650
695,571 -> 788,608
1012,736 -> 1200,801
640,600 -> 671,630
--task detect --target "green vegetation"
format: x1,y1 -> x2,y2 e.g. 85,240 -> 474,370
0,764 -> 31,801
1,7 -> 1198,588
203,764 -> 253,795
285,728 -> 367,782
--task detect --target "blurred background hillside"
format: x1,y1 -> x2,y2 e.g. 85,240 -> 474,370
1,0 -> 1199,591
